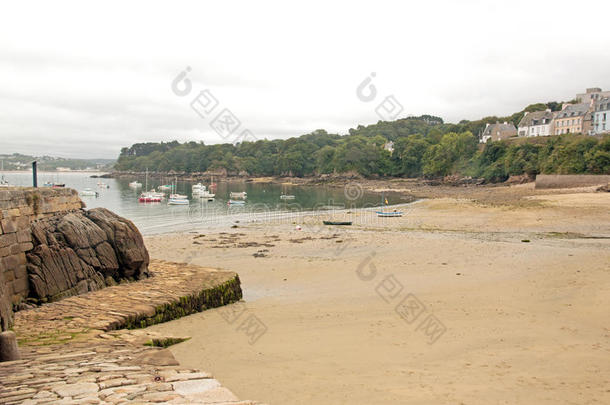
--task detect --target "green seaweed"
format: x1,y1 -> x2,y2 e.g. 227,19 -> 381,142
144,336 -> 190,348
124,275 -> 242,330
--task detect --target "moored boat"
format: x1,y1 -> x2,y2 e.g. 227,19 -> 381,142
80,188 -> 98,197
376,210 -> 403,217
280,194 -> 296,200
139,191 -> 163,203
229,191 -> 247,199
228,199 -> 246,205
168,197 -> 189,205
323,220 -> 352,225
129,181 -> 142,189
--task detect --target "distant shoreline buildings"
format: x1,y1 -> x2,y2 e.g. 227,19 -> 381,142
480,87 -> 610,143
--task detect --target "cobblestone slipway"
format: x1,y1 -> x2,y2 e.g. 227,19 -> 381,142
0,260 -> 264,404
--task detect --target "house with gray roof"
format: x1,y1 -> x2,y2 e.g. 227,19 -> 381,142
480,122 -> 517,143
518,109 -> 554,137
553,103 -> 592,135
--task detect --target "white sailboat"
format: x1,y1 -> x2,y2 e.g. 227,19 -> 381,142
192,183 -> 215,199
80,188 -> 98,197
0,160 -> 10,187
168,178 -> 189,205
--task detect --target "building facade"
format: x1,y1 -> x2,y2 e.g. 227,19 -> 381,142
593,98 -> 610,134
518,110 -> 554,137
553,103 -> 591,135
480,122 -> 517,143
576,87 -> 610,104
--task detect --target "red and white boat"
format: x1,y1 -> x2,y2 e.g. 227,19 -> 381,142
139,191 -> 163,203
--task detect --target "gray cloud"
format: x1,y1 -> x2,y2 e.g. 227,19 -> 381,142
0,0 -> 608,159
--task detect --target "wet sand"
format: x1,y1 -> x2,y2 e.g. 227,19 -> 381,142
146,187 -> 610,404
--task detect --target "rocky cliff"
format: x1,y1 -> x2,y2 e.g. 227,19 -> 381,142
0,188 -> 149,331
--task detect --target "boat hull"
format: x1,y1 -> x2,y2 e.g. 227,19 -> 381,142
376,211 -> 403,217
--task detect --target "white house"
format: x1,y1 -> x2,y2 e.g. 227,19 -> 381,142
383,141 -> 394,154
518,110 -> 554,137
593,97 -> 610,134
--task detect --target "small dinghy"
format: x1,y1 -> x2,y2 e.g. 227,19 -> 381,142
323,220 -> 352,225
376,211 -> 403,217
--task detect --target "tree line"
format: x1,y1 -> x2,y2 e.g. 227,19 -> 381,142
115,107 -> 610,181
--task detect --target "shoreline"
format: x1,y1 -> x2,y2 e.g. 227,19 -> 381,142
144,189 -> 610,404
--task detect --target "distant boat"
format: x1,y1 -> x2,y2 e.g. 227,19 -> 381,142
157,184 -> 173,191
192,183 -> 206,192
323,220 -> 352,225
139,192 -> 162,203
192,183 -> 215,198
376,211 -> 403,217
228,199 -> 246,205
129,181 -> 142,189
80,188 -> 98,197
0,161 -> 9,187
376,193 -> 403,217
168,194 -> 189,205
229,191 -> 247,199
280,194 -> 296,200
44,182 -> 65,188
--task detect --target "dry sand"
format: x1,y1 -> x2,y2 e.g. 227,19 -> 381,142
146,187 -> 610,405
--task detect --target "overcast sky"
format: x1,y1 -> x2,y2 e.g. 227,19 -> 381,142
1,0 -> 609,159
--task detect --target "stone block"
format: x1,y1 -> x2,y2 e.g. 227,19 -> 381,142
20,242 -> 34,252
12,276 -> 29,296
14,265 -> 26,280
172,379 -> 221,395
9,243 -> 21,255
16,229 -> 31,243
0,233 -> 17,248
19,206 -> 33,216
0,218 -> 17,234
4,269 -> 15,282
2,254 -> 20,270
16,216 -> 30,229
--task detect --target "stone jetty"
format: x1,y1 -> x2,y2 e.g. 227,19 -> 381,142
0,260 -> 261,404
0,188 -> 264,404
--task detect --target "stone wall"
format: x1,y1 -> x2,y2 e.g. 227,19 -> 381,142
0,188 -> 83,317
535,174 -> 610,189
0,187 -> 150,331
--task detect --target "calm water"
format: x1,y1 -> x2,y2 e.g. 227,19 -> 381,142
2,172 -> 387,234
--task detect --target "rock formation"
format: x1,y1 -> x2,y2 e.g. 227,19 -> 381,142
26,208 -> 150,303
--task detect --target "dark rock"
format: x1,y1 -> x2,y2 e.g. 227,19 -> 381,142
86,208 -> 150,279
25,208 -> 149,303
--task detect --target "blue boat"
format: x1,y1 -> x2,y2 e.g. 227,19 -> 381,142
376,211 -> 403,217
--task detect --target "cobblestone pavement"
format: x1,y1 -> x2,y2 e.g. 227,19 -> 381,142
0,260 -> 262,404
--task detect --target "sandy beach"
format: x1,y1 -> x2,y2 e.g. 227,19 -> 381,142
146,185 -> 610,404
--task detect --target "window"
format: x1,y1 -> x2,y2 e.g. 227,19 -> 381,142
604,113 -> 607,121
